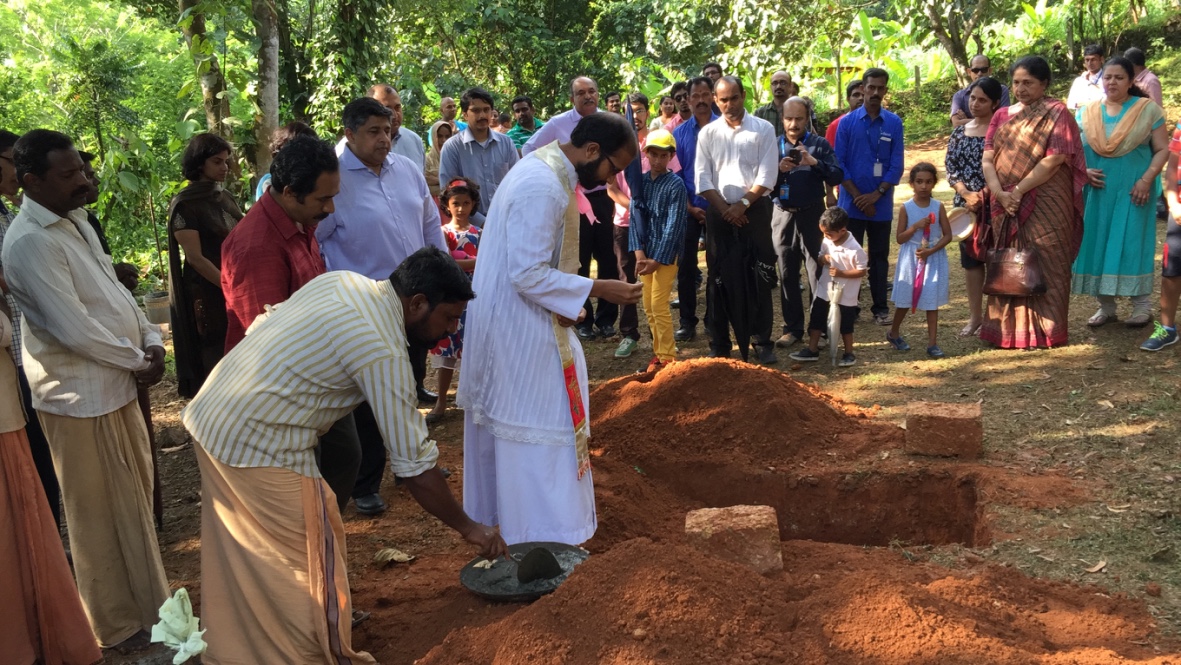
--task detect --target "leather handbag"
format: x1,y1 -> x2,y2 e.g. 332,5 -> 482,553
983,215 -> 1046,297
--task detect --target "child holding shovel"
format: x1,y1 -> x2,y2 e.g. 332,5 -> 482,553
790,207 -> 867,367
886,162 -> 953,358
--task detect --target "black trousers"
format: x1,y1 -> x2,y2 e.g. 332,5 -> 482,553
847,217 -> 892,317
771,202 -> 826,337
314,412 -> 361,512
677,210 -> 706,331
578,189 -> 619,331
351,401 -> 387,499
18,367 -> 59,528
613,224 -> 640,341
704,197 -> 776,359
410,343 -> 428,392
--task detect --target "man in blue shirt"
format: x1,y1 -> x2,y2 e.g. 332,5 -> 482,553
950,55 -> 1010,127
438,87 -> 520,225
317,97 -> 448,515
671,76 -> 718,342
835,68 -> 905,325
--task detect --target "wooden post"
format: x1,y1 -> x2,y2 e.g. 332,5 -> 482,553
914,65 -> 921,97
1066,14 -> 1075,70
835,49 -> 843,111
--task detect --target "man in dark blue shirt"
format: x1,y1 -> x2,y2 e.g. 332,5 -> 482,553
771,98 -> 844,347
671,76 -> 718,342
835,68 -> 905,325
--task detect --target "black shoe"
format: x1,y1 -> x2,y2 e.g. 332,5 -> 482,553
670,298 -> 681,309
707,349 -> 731,359
756,345 -> 778,365
354,493 -> 387,516
674,327 -> 696,342
416,387 -> 438,403
597,325 -> 616,338
576,326 -> 595,341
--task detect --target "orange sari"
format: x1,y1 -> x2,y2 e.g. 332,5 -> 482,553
979,98 -> 1087,349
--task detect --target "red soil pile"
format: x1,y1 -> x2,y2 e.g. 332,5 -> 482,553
591,358 -> 897,467
418,538 -> 1176,665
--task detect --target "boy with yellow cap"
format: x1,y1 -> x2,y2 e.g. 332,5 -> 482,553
628,129 -> 688,372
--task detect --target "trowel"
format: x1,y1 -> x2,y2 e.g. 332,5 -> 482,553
515,547 -> 563,584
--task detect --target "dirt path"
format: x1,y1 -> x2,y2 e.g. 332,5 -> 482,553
109,141 -> 1181,663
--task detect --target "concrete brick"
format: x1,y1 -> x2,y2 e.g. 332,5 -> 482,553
904,401 -> 983,458
684,505 -> 783,575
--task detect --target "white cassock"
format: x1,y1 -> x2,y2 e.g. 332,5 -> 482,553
456,142 -> 597,546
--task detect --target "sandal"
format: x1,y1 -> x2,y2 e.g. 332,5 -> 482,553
352,609 -> 371,628
1087,309 -> 1117,327
1125,311 -> 1153,328
958,322 -> 981,337
424,410 -> 445,425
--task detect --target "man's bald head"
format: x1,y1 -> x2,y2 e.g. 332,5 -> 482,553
571,76 -> 600,117
781,96 -> 810,140
440,96 -> 457,122
368,84 -> 404,132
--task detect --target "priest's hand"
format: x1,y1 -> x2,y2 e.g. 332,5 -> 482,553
591,279 -> 643,305
557,308 -> 587,328
136,345 -> 167,386
464,523 -> 509,560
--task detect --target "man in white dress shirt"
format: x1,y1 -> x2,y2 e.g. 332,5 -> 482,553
367,83 -> 425,171
3,129 -> 169,650
695,76 -> 780,364
1066,45 -> 1106,111
458,112 -> 641,546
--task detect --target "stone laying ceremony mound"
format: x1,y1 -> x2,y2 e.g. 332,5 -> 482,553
354,359 -> 1176,664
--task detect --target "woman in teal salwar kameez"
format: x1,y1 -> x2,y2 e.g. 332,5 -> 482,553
1072,56 -> 1169,328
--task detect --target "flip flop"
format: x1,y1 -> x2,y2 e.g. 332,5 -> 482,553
352,609 -> 371,628
1087,310 -> 1117,327
958,323 -> 981,337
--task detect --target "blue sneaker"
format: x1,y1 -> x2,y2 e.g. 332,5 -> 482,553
789,348 -> 821,362
927,345 -> 945,358
1140,322 -> 1178,352
886,334 -> 910,351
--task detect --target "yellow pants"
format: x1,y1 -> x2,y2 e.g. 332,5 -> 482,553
641,261 -> 679,363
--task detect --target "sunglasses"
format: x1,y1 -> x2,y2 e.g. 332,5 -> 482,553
970,67 -> 990,74
673,94 -> 688,101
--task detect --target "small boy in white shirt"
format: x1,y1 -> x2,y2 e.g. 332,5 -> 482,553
790,207 -> 868,367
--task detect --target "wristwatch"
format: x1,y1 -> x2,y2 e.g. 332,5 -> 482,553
877,183 -> 890,195
740,197 -> 751,207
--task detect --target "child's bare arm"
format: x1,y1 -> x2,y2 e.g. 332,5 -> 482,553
895,206 -> 917,244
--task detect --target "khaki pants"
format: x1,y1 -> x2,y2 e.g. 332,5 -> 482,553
39,400 -> 169,647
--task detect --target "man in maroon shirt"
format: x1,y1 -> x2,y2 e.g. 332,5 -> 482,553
222,136 -> 339,350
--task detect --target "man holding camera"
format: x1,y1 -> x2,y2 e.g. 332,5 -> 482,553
771,97 -> 844,348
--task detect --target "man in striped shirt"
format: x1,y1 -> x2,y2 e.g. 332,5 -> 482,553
183,247 -> 507,664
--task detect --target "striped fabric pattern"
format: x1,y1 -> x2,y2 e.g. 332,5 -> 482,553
182,271 -> 438,479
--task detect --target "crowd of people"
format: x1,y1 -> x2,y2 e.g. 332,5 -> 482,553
0,44 -> 1177,664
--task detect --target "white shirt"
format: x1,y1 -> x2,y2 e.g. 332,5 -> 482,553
391,127 -> 426,171
694,112 -> 779,204
456,152 -> 594,446
183,272 -> 437,478
521,108 -> 596,156
817,233 -> 868,307
2,197 -> 160,417
1066,71 -> 1106,111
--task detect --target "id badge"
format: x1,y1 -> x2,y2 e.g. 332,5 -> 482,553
873,162 -> 883,177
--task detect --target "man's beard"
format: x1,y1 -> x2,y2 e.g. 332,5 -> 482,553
575,156 -> 607,189
406,322 -> 445,349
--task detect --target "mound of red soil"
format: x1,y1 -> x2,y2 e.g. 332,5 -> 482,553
591,358 -> 896,467
418,538 -> 1175,665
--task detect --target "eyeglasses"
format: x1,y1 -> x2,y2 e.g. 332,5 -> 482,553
970,67 -> 990,74
604,154 -> 626,175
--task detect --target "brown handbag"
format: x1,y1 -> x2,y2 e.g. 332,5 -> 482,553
983,215 -> 1046,297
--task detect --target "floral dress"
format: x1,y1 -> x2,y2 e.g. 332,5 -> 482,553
430,223 -> 481,365
945,125 -> 986,208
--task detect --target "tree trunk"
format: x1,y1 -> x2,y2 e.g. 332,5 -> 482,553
253,0 -> 280,177
275,0 -> 311,121
179,0 -> 233,138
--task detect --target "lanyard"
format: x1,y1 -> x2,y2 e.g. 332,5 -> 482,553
778,132 -> 809,159
863,115 -> 891,164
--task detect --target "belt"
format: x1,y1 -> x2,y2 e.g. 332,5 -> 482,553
778,199 -> 824,214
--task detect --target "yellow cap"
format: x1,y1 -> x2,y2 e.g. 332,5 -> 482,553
645,129 -> 676,152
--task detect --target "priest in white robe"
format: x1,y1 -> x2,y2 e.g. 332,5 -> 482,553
458,112 -> 641,545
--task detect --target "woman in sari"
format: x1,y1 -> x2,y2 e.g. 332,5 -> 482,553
980,56 -> 1088,349
168,133 -> 243,397
945,76 -> 1003,337
1072,56 -> 1168,328
0,310 -> 103,665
